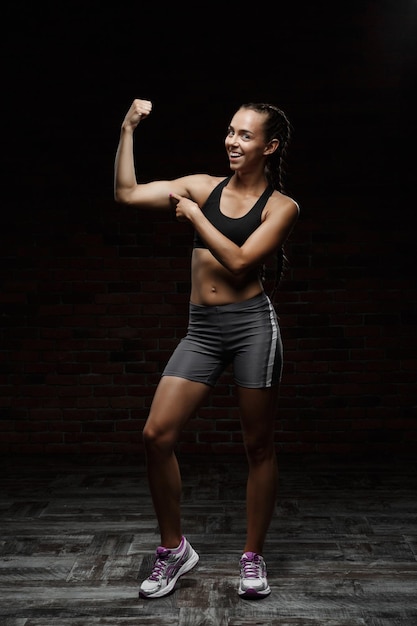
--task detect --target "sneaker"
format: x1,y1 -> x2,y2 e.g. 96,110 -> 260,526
139,536 -> 199,599
238,551 -> 271,599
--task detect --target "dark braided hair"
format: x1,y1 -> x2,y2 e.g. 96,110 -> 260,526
240,103 -> 293,299
240,102 -> 292,191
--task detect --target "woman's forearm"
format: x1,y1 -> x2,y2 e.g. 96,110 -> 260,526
114,125 -> 137,203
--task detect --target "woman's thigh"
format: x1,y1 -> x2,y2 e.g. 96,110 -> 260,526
145,375 -> 211,442
236,385 -> 279,448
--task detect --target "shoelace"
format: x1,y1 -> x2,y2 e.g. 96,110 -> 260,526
241,554 -> 262,579
148,548 -> 170,581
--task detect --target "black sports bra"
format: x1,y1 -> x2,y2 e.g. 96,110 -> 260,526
193,177 -> 274,248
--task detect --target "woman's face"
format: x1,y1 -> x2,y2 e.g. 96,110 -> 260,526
225,108 -> 269,172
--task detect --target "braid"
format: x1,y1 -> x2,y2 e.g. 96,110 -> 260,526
240,102 -> 292,192
240,103 -> 293,299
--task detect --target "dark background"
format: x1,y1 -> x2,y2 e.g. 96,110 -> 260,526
1,1 -> 416,456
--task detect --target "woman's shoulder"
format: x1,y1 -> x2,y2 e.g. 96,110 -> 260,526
264,191 -> 300,230
269,189 -> 300,215
180,174 -> 229,205
183,173 -> 228,188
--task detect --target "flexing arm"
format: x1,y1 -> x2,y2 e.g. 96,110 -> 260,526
114,99 -> 209,209
114,99 -> 177,208
171,192 -> 299,275
114,99 -> 153,204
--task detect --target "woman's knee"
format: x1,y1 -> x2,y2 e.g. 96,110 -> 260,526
142,421 -> 177,453
244,436 -> 275,463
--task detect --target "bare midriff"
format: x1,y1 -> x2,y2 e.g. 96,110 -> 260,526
190,248 -> 263,306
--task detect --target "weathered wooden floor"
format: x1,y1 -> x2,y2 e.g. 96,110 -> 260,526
0,453 -> 416,625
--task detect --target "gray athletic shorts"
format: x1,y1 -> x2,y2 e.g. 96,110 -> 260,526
162,292 -> 283,388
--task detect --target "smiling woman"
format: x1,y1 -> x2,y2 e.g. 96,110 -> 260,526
114,97 -> 299,600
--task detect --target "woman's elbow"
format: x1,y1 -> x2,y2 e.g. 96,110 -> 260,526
229,258 -> 250,276
114,188 -> 133,205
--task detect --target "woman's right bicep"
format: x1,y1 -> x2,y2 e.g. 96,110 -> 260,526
129,177 -> 195,209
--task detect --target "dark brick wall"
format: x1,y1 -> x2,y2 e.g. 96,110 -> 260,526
1,2 -> 416,455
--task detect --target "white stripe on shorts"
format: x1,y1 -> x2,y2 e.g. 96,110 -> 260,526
266,296 -> 279,386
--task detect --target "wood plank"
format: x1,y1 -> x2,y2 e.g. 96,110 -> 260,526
0,454 -> 416,625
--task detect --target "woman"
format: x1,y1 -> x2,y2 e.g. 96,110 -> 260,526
114,98 -> 299,599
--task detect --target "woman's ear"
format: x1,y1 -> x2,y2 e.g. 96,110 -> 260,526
264,138 -> 280,155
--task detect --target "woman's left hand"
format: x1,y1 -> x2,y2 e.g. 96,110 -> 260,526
169,193 -> 200,223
